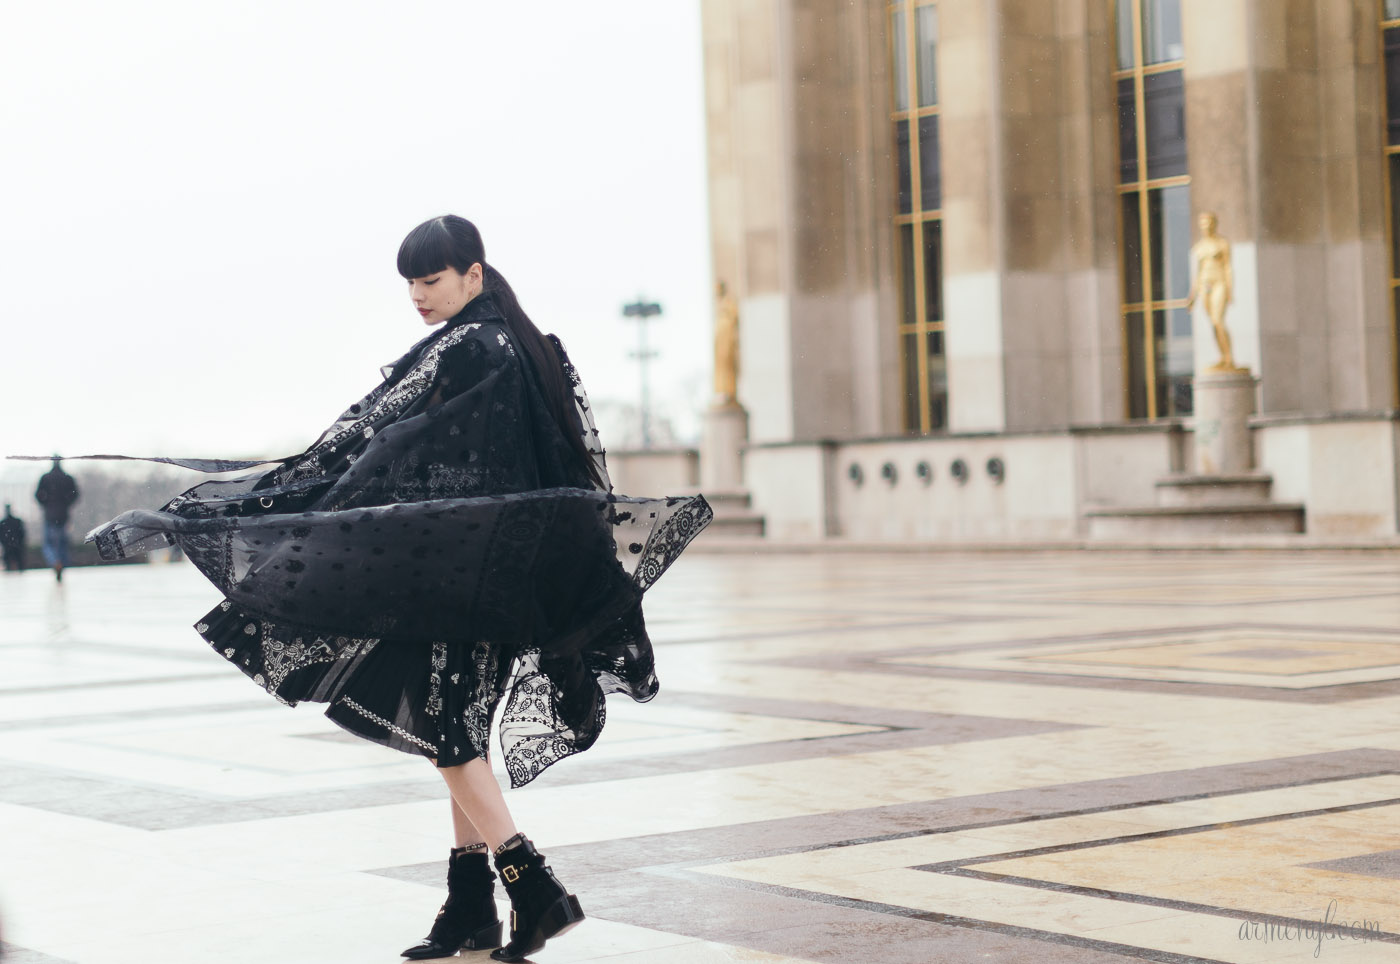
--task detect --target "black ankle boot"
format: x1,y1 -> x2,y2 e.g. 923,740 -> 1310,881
401,848 -> 502,959
490,835 -> 585,962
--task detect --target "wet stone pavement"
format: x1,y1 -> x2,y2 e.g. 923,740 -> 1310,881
3,550 -> 1400,963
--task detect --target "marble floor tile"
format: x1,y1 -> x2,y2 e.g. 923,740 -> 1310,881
6,551 -> 1400,963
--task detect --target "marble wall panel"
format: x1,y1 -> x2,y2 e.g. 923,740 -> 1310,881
947,356 -> 1008,433
939,117 -> 997,274
738,293 -> 795,443
830,433 -> 1081,541
737,0 -> 779,83
1182,72 -> 1253,240
999,33 -> 1060,119
1064,267 -> 1126,424
1255,418 -> 1399,535
945,270 -> 1007,433
745,228 -> 783,296
1181,0 -> 1250,77
1005,194 -> 1071,273
788,293 -> 858,441
844,290 -> 897,438
1000,0 -> 1056,36
743,442 -> 836,539
606,450 -> 700,496
1075,429 -> 1181,510
939,0 -> 996,121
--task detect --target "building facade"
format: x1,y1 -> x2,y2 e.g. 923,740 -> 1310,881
693,0 -> 1400,542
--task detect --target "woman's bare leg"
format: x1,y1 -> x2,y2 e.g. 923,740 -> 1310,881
450,796 -> 487,849
438,758 -> 519,852
402,764 -> 503,959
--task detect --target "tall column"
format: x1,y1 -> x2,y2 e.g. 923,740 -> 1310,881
702,0 -> 902,445
1181,0 -> 1392,413
939,0 -> 1124,432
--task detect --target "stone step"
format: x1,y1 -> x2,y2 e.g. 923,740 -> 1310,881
702,514 -> 766,538
685,489 -> 764,537
701,490 -> 753,512
1155,473 -> 1274,507
1085,503 -> 1305,540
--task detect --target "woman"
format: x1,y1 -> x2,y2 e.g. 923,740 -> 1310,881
85,215 -> 712,961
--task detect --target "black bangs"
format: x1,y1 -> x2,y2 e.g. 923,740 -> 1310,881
396,219 -> 454,279
397,215 -> 486,279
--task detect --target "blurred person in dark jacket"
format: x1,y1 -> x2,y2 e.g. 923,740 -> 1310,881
35,458 -> 79,581
0,504 -> 24,571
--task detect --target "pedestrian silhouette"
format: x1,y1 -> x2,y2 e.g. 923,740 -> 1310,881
0,504 -> 25,572
35,458 -> 79,582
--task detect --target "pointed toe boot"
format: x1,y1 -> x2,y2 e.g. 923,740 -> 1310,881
401,848 -> 502,959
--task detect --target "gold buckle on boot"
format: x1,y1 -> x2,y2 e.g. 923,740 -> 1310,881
502,864 -> 521,883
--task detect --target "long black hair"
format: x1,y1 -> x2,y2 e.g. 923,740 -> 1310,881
396,215 -> 603,488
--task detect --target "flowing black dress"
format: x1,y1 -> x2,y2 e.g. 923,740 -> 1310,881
88,295 -> 712,786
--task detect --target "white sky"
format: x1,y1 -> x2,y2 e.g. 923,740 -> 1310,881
1,0 -> 711,471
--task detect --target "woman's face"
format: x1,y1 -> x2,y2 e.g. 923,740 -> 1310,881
408,263 -> 481,325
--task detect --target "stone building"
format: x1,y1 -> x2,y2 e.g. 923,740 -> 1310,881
685,0 -> 1400,542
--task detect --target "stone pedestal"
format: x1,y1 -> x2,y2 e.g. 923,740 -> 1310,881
701,402 -> 749,492
1086,369 -> 1304,540
1192,370 -> 1257,475
699,402 -> 765,537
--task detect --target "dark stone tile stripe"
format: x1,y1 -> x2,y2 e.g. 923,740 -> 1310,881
690,874 -> 1234,964
383,862 -> 1174,964
0,692 -> 1080,828
0,942 -> 78,964
0,639 -> 220,665
372,751 -> 1400,964
767,634 -> 1400,703
949,870 -> 1400,943
653,612 -> 994,646
910,797 -> 1400,941
0,671 -> 233,698
517,694 -> 1082,789
863,620 -> 1400,656
991,588 -> 1400,609
832,663 -> 1400,704
924,796 -> 1400,875
0,760 -> 444,830
1305,848 -> 1400,879
525,749 -> 1400,876
0,700 -> 279,733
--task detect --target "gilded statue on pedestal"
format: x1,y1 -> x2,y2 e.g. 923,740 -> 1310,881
713,280 -> 740,406
1186,211 -> 1246,374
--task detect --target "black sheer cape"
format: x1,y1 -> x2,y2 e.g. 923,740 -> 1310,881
84,296 -> 712,785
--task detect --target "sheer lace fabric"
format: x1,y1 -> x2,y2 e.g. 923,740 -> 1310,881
88,296 -> 710,785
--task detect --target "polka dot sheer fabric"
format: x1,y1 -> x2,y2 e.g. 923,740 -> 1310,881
87,295 -> 711,785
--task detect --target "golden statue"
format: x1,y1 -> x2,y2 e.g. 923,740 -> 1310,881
1185,211 -> 1245,374
713,280 -> 740,405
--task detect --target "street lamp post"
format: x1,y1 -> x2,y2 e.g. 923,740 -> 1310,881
622,297 -> 662,448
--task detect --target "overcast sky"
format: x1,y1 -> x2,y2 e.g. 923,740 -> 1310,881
1,0 -> 711,476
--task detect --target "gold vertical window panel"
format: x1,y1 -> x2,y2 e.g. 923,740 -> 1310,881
1114,0 -> 1192,420
890,0 -> 945,434
1382,0 -> 1400,400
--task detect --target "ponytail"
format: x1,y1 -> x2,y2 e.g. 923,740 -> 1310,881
482,265 -> 605,489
